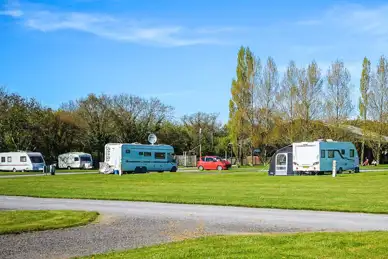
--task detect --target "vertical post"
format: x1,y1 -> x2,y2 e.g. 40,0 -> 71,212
332,160 -> 336,177
184,152 -> 187,167
230,144 -> 233,164
199,128 -> 202,160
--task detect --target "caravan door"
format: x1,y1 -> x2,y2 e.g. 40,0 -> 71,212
275,153 -> 288,176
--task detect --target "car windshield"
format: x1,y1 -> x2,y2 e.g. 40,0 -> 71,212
29,155 -> 44,163
80,156 -> 91,162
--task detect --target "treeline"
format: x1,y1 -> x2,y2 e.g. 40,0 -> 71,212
1,47 -> 388,165
0,87 -> 228,164
228,46 -> 388,164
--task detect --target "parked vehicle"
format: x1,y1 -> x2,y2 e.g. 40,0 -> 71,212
0,151 -> 46,172
58,152 -> 93,170
103,143 -> 178,174
197,156 -> 231,171
292,139 -> 359,175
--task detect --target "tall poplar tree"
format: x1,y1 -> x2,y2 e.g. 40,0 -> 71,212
359,57 -> 371,164
278,61 -> 298,142
325,60 -> 354,125
229,46 -> 260,165
369,55 -> 388,163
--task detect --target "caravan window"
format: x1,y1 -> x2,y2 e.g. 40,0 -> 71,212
328,150 -> 334,158
350,149 -> 355,158
20,156 -> 27,162
7,157 -> 12,162
125,149 -> 131,154
155,152 -> 165,159
74,157 -> 79,162
80,156 -> 91,162
144,152 -> 151,157
1,157 -> 5,163
341,149 -> 345,155
29,156 -> 44,163
321,150 -> 325,158
139,152 -> 144,156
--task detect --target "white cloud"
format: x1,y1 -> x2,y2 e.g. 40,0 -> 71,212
294,19 -> 322,26
0,9 -> 23,17
297,4 -> 388,44
3,4 -> 237,47
287,3 -> 388,78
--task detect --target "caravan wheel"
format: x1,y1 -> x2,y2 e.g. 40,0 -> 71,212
67,166 -> 71,170
12,168 -> 16,172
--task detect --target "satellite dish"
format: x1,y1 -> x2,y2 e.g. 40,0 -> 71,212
148,133 -> 157,145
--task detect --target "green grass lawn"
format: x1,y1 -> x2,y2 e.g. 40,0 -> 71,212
1,171 -> 388,213
77,231 -> 388,259
56,169 -> 98,173
0,210 -> 99,235
0,169 -> 97,176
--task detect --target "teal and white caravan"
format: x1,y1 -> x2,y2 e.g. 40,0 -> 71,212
104,143 -> 178,174
292,140 -> 360,175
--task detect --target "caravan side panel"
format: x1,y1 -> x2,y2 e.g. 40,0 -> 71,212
319,142 -> 359,172
0,152 -> 45,172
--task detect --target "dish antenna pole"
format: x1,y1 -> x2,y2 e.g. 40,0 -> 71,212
199,128 -> 202,159
148,133 -> 157,145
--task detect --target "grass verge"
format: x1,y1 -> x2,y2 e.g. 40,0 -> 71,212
0,171 -> 388,214
77,231 -> 388,259
0,170 -> 98,176
0,210 -> 99,235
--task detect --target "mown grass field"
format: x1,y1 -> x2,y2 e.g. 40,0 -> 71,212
0,210 -> 99,235
0,169 -> 98,176
1,171 -> 388,213
78,231 -> 388,259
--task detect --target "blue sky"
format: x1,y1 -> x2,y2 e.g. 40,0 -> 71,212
1,0 -> 388,123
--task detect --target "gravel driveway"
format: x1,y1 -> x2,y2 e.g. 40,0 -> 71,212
1,196 -> 388,259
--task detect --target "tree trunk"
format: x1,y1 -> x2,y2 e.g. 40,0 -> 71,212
361,140 -> 365,166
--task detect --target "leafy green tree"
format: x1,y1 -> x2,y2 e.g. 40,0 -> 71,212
228,46 -> 254,164
181,112 -> 221,156
157,121 -> 192,154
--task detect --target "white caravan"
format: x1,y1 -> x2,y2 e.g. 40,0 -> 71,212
58,152 -> 93,169
292,140 -> 359,174
0,152 -> 46,172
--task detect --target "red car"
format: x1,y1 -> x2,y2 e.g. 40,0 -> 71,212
197,156 -> 231,171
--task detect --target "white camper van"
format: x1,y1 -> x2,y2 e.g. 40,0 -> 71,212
103,143 -> 177,174
0,151 -> 46,172
58,152 -> 93,169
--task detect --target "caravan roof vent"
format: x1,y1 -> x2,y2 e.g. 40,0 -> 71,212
326,139 -> 334,142
317,139 -> 324,142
